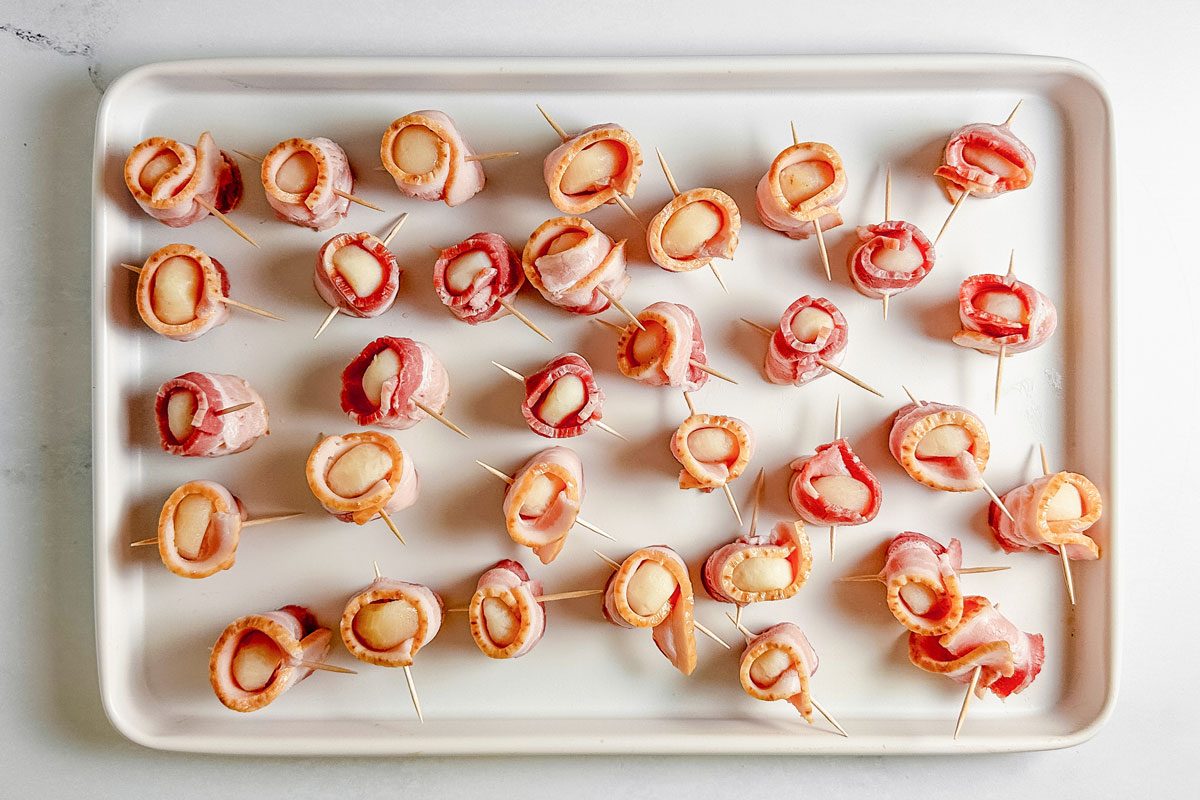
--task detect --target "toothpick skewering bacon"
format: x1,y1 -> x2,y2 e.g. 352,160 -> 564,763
671,413 -> 755,493
755,141 -> 846,240
889,401 -> 991,492
953,272 -> 1058,356
935,121 -> 1036,202
522,216 -> 630,315
314,232 -> 401,320
260,137 -> 353,230
542,121 -> 643,214
501,447 -> 585,565
124,131 -> 243,228
433,232 -> 524,324
989,472 -> 1102,560
468,560 -> 547,660
380,110 -> 486,206
154,372 -> 269,458
737,622 -> 821,721
602,546 -> 697,675
156,480 -> 246,579
340,337 -> 451,431
615,301 -> 711,391
646,188 -> 740,273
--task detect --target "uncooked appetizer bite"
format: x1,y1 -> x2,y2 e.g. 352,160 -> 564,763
703,520 -> 812,608
990,469 -> 1102,561
847,169 -> 935,318
340,336 -> 466,438
788,437 -> 883,530
763,295 -> 846,387
612,301 -> 712,391
647,148 -> 740,280
516,353 -> 605,439
936,104 -> 1035,203
601,546 -> 697,675
468,560 -> 547,660
522,216 -> 630,315
306,431 -> 419,543
132,243 -> 231,341
737,622 -> 821,722
154,480 -> 246,579
433,232 -> 546,339
888,398 -> 994,494
498,446 -> 586,564
844,533 -> 968,636
155,372 -> 268,458
209,605 -> 333,712
340,575 -> 444,669
380,111 -> 486,206
672,393 -> 754,522
538,106 -> 642,214
259,137 -> 354,230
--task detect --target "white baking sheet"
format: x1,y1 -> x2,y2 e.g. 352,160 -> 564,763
92,56 -> 1116,754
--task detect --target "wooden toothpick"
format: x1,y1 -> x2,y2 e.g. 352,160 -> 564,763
596,287 -> 645,331
130,510 -> 302,548
1003,99 -> 1024,127
813,220 -> 832,282
934,189 -> 969,247
536,104 -> 570,142
378,509 -> 406,545
829,395 -> 841,562
403,665 -> 423,723
954,665 -> 982,739
381,212 -> 409,248
413,400 -> 470,439
313,305 -> 340,339
467,150 -> 519,163
194,196 -> 259,248
496,298 -> 553,343
214,402 -> 255,417
491,361 -> 627,440
299,660 -> 357,675
610,193 -> 644,228
995,250 -> 1016,414
121,263 -> 282,321
742,318 -> 882,397
680,392 -> 741,524
748,467 -> 766,537
477,461 -> 613,540
1040,443 -> 1077,606
655,147 -> 727,293
839,565 -> 1009,583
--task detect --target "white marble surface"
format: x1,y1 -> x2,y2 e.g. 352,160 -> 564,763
0,0 -> 1195,796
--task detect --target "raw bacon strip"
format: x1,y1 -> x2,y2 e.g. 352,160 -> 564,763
888,401 -> 990,492
155,372 -> 269,458
521,353 -> 604,439
953,273 -> 1058,355
847,221 -> 936,300
314,232 -> 401,319
602,545 -> 697,676
340,337 -> 450,429
340,578 -> 444,668
909,596 -> 1045,699
990,472 -> 1102,560
135,243 -> 231,342
671,414 -> 754,491
502,447 -> 584,565
755,141 -> 846,240
615,301 -> 709,391
209,605 -> 331,713
764,295 -> 848,387
738,622 -> 820,721
522,216 -> 630,315
433,232 -> 523,324
880,533 -> 965,636
935,122 -> 1035,201
260,137 -> 353,230
468,560 -> 547,660
305,431 -> 419,525
156,480 -> 246,579
702,521 -> 812,605
380,110 -> 485,207
788,439 -> 883,526
543,123 -> 642,214
646,188 -> 740,273
124,132 -> 242,227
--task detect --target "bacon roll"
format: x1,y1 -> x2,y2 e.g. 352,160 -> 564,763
646,188 -> 740,272
260,137 -> 353,230
935,122 -> 1035,201
340,337 -> 451,430
615,301 -> 709,391
952,273 -> 1058,355
671,413 -> 754,492
738,622 -> 820,721
764,295 -> 848,387
314,231 -> 401,319
847,221 -> 936,300
156,480 -> 247,579
340,578 -> 444,668
135,243 -> 231,341
209,604 -> 332,713
380,110 -> 486,207
306,431 -> 419,525
522,216 -> 630,315
878,533 -> 965,636
432,232 -> 523,324
543,123 -> 642,214
908,595 -> 1045,699
155,372 -> 268,458
602,546 -> 697,676
521,353 -> 604,439
755,141 -> 846,239
501,447 -> 584,565
990,472 -> 1102,560
788,439 -> 883,526
124,132 -> 242,228
468,560 -> 547,660
889,401 -> 990,492
702,521 -> 812,605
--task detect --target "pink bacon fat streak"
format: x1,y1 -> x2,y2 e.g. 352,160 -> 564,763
615,301 -> 710,391
990,472 -> 1102,560
702,521 -> 812,605
124,131 -> 243,227
889,401 -> 990,492
209,605 -> 331,713
764,295 -> 848,387
502,447 -> 584,565
468,560 -> 547,660
314,231 -> 400,318
879,533 -> 965,636
646,188 -> 740,272
156,480 -> 247,579
935,122 -> 1036,201
155,372 -> 269,458
433,232 -> 523,324
521,353 -> 604,439
135,243 -> 231,341
671,413 -> 754,491
755,141 -> 846,239
522,216 -> 629,315
602,546 -> 697,676
305,431 -> 418,524
340,578 -> 444,668
340,337 -> 451,429
260,137 -> 352,230
847,221 -> 936,300
380,110 -> 485,206
953,273 -> 1058,355
543,123 -> 642,214
908,595 -> 1045,699
738,622 -> 820,721
788,439 -> 882,526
